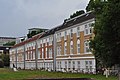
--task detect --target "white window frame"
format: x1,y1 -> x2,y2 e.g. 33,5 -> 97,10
64,31 -> 67,40
72,61 -> 75,69
33,51 -> 35,59
77,61 -> 80,70
46,48 -> 47,58
70,29 -> 73,38
49,48 -> 52,58
85,24 -> 89,35
77,39 -> 80,54
57,46 -> 61,56
64,42 -> 67,55
70,41 -> 73,55
84,40 -> 90,53
42,48 -> 44,58
38,51 -> 40,59
77,27 -> 80,37
65,61 -> 67,69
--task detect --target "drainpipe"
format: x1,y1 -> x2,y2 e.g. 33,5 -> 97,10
53,33 -> 57,71
35,40 -> 38,69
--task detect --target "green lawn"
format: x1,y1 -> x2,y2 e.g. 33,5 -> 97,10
0,68 -> 118,80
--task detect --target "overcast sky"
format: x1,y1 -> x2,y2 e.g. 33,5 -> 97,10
0,0 -> 89,37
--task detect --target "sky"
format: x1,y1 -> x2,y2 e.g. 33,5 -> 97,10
0,0 -> 90,37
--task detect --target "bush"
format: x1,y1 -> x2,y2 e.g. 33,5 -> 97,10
0,60 -> 4,68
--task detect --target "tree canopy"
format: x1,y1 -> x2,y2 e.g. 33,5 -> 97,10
3,41 -> 15,46
27,29 -> 46,38
87,0 -> 120,67
70,10 -> 85,19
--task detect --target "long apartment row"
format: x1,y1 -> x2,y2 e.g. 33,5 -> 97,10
10,11 -> 96,73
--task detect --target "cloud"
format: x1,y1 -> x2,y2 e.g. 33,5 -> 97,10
0,0 -> 89,37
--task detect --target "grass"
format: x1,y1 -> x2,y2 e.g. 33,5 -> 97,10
0,68 -> 118,80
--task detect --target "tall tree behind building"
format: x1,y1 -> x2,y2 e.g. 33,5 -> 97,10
87,0 -> 120,68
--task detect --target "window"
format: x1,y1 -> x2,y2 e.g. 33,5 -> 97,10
77,27 -> 80,37
77,39 -> 80,54
90,66 -> 92,72
84,41 -> 90,53
64,42 -> 67,55
42,48 -> 44,58
46,48 -> 47,58
57,62 -> 59,69
85,23 -> 94,35
70,29 -> 73,38
57,33 -> 61,41
89,61 -> 92,65
77,61 -> 80,70
72,61 -> 75,69
89,23 -> 92,33
70,45 -> 73,54
33,51 -> 35,59
60,61 -> 61,69
86,66 -> 89,72
77,44 -> 80,53
65,61 -> 67,69
70,41 -> 73,54
59,33 -> 61,41
57,47 -> 59,55
49,37 -> 53,45
64,31 -> 67,40
49,48 -> 52,58
64,46 -> 67,55
85,25 -> 88,35
68,61 -> 71,69
45,42 -> 47,46
59,46 -> 61,55
85,61 -> 88,65
38,51 -> 40,59
57,46 -> 61,55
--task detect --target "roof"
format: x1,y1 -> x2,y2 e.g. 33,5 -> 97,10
12,34 -> 43,49
40,11 -> 95,38
40,25 -> 62,38
61,11 -> 95,30
11,11 -> 95,49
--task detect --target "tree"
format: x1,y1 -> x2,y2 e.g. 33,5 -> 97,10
27,29 -> 47,38
86,0 -> 95,12
88,1 -> 120,78
27,31 -> 37,38
70,10 -> 85,18
0,54 -> 9,67
3,41 -> 15,46
88,0 -> 120,68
